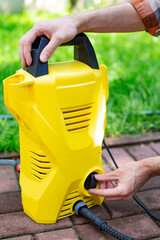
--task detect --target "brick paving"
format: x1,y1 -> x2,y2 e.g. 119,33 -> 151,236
1,136 -> 160,240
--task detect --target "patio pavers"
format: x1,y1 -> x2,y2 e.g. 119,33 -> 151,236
1,136 -> 160,240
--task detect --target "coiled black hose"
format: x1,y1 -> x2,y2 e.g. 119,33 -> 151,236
74,201 -> 134,240
101,223 -> 133,240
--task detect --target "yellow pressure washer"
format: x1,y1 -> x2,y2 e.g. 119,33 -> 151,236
3,33 -> 137,240
4,32 -> 160,240
3,33 -> 108,224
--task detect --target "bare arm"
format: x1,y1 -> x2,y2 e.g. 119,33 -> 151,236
76,2 -> 145,33
19,2 -> 145,67
89,157 -> 160,200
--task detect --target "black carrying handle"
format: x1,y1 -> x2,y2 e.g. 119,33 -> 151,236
23,33 -> 99,78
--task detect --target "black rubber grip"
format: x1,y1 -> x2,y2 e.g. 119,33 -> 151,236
61,33 -> 99,69
23,35 -> 49,77
23,33 -> 99,77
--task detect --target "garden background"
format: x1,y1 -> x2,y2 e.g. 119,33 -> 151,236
0,0 -> 160,152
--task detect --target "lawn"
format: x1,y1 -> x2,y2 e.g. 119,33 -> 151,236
1,12 -> 160,152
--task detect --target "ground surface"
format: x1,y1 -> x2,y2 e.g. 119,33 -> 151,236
0,135 -> 160,240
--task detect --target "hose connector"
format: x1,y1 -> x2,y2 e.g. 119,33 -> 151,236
73,200 -> 88,215
73,201 -> 134,240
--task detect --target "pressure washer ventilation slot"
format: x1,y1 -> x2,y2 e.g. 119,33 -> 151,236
58,190 -> 94,219
58,190 -> 80,219
62,103 -> 94,132
29,150 -> 52,181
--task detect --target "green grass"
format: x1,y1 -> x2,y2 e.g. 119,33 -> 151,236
1,12 -> 160,152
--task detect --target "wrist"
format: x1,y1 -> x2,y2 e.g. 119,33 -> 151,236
151,157 -> 160,177
140,157 -> 160,178
72,12 -> 89,34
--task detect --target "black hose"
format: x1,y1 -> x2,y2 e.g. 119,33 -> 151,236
101,223 -> 133,240
103,140 -> 118,168
132,195 -> 160,221
74,201 -> 134,240
103,139 -> 160,222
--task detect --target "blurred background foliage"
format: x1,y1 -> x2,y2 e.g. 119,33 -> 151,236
0,0 -> 124,14
0,0 -> 160,152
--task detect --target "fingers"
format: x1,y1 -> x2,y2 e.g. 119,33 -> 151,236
19,16 -> 78,66
19,26 -> 42,67
88,187 -> 123,201
40,34 -> 64,62
19,40 -> 26,67
88,171 -> 133,201
19,30 -> 64,66
94,172 -> 119,182
88,185 -> 132,201
19,35 -> 34,67
105,180 -> 117,189
23,40 -> 33,66
100,180 -> 117,189
100,181 -> 107,189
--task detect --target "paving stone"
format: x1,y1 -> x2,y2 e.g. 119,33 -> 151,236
2,235 -> 32,240
0,191 -> 22,213
76,214 -> 160,240
0,165 -> 20,193
71,205 -> 110,224
76,222 -> 113,240
101,157 -> 112,173
0,153 -> 20,159
102,162 -> 112,173
139,176 -> 160,191
104,198 -> 144,218
150,142 -> 160,155
148,238 -> 160,240
1,140 -> 160,240
102,147 -> 134,170
0,211 -> 72,239
36,228 -> 79,240
126,144 -> 158,160
104,132 -> 160,148
107,214 -> 160,240
152,211 -> 160,227
136,189 -> 160,211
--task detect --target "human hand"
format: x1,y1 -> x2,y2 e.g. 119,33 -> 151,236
19,15 -> 78,67
89,160 -> 153,201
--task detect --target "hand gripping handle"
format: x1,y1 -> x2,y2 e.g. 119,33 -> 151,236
23,33 -> 99,78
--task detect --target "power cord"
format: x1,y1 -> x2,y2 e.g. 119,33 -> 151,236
103,139 -> 160,222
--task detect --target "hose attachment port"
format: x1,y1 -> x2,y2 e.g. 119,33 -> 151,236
84,172 -> 97,190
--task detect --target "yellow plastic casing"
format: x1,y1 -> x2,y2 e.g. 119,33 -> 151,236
3,60 -> 109,223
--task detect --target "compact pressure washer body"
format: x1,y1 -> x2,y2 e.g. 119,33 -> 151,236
3,33 -> 108,223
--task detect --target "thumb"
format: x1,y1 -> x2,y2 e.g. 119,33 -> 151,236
40,37 -> 61,62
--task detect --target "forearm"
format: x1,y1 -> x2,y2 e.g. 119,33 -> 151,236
142,156 -> 160,178
19,1 -> 146,66
73,2 -> 145,34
